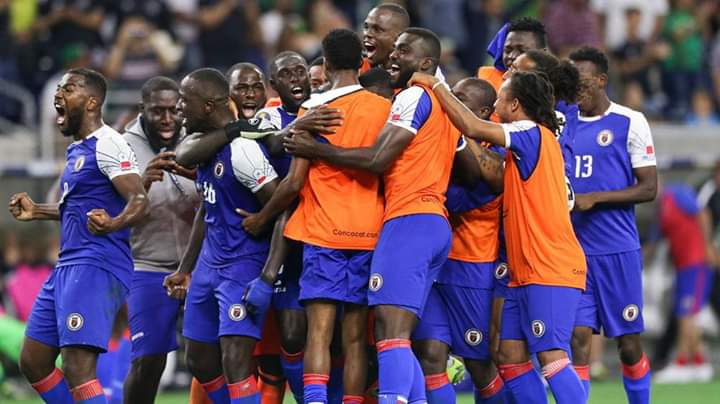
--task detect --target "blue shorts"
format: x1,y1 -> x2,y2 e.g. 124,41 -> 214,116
413,260 -> 494,360
574,250 -> 644,338
493,261 -> 511,299
182,256 -> 266,344
299,244 -> 372,305
272,242 -> 303,311
368,214 -> 452,317
501,284 -> 581,354
127,271 -> 180,360
674,264 -> 714,317
26,265 -> 128,352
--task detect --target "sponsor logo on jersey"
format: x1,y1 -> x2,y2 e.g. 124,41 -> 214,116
67,313 -> 84,331
464,329 -> 483,346
596,130 -> 614,146
369,273 -> 383,292
74,156 -> 85,171
646,145 -> 654,155
531,320 -> 545,337
228,304 -> 246,321
214,161 -> 225,178
495,263 -> 509,279
622,304 -> 639,322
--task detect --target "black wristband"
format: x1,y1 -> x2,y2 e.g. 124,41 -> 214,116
224,118 -> 261,142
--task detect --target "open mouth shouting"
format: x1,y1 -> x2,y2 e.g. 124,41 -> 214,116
54,99 -> 67,127
290,85 -> 306,101
388,63 -> 401,81
364,40 -> 376,61
240,101 -> 258,118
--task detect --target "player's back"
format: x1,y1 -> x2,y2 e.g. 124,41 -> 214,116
660,184 -> 707,269
384,85 -> 461,221
197,138 -> 276,268
285,85 -> 389,250
58,125 -> 138,284
503,122 -> 586,289
571,102 -> 655,255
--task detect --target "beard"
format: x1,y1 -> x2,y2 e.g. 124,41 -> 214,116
60,107 -> 84,137
392,65 -> 417,89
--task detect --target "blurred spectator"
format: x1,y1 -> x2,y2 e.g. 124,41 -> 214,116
662,0 -> 704,121
417,0 -> 467,54
167,0 -> 203,70
545,0 -> 602,58
686,89 -> 720,126
591,0 -> 668,51
0,0 -> 21,122
711,31 -> 720,111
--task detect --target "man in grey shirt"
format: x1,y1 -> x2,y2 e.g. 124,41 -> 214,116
122,76 -> 200,404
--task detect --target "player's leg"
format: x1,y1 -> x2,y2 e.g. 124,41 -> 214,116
572,257 -> 599,400
124,271 -> 181,404
302,300 -> 337,404
489,261 -> 510,366
257,355 -> 286,404
219,335 -> 261,403
341,303 -> 368,404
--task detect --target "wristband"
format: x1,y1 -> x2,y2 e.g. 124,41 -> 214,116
432,80 -> 448,91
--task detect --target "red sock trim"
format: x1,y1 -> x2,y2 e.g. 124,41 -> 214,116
31,368 -> 65,394
676,354 -> 689,366
281,348 -> 304,363
228,376 -> 258,399
693,352 -> 706,365
574,365 -> 590,381
303,373 -> 330,386
375,338 -> 411,353
70,379 -> 103,401
498,361 -> 534,382
343,394 -> 365,403
622,354 -> 650,380
479,374 -> 504,398
425,372 -> 450,390
258,368 -> 285,384
201,375 -> 227,393
542,358 -> 570,379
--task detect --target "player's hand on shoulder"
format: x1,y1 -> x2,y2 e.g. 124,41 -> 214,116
242,276 -> 273,315
8,192 -> 36,221
292,105 -> 343,135
163,270 -> 191,300
573,193 -> 597,212
235,208 -> 267,237
409,72 -> 439,88
169,160 -> 197,181
86,208 -> 119,235
283,129 -> 319,158
142,151 -> 175,190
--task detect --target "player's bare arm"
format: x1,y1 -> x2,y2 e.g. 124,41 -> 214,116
283,123 -> 413,175
236,156 -> 310,237
8,192 -> 60,221
142,151 -> 176,190
453,140 -> 504,192
164,205 -> 205,300
574,166 -> 657,212
87,173 -> 149,235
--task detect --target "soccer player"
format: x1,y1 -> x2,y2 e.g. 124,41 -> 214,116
164,68 -> 279,404
9,68 -> 149,403
283,27 -> 461,404
410,70 -> 587,404
568,47 -> 657,404
309,57 -> 328,93
122,76 -> 200,404
359,67 -> 394,100
410,78 -> 510,404
361,3 -> 411,71
227,63 -> 268,119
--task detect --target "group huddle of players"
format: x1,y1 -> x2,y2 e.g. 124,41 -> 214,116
8,3 -> 663,404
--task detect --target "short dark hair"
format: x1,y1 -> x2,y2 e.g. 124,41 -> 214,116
508,17 -> 547,49
459,78 -> 497,109
508,71 -> 560,134
403,27 -> 441,60
523,50 -> 579,104
310,57 -> 325,68
187,68 -> 229,99
66,67 -> 108,104
269,51 -> 307,77
359,67 -> 391,89
569,46 -> 609,75
375,3 -> 410,29
322,29 -> 363,71
140,76 -> 179,103
226,62 -> 264,80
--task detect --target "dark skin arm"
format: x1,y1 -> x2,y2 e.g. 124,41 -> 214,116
453,140 -> 505,192
258,210 -> 293,285
164,205 -> 205,300
8,193 -> 60,221
87,173 -> 149,235
574,166 -> 657,211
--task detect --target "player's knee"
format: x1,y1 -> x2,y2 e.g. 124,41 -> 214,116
221,345 -> 253,382
414,340 -> 448,374
617,334 -> 643,364
19,350 -> 53,383
60,351 -> 97,386
497,342 -> 527,365
130,355 -> 167,381
465,360 -> 496,389
279,313 -> 307,354
185,349 -> 216,380
571,327 -> 592,365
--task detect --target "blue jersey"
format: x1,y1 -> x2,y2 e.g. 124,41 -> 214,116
556,101 -> 579,179
197,137 -> 279,268
570,102 -> 656,255
255,105 -> 297,177
445,142 -> 506,214
57,125 -> 140,288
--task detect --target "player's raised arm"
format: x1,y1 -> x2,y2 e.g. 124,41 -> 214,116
8,193 -> 60,221
87,172 -> 149,235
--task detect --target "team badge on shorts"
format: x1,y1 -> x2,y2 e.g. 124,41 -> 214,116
494,263 -> 508,280
596,130 -> 614,146
622,304 -> 639,322
66,313 -> 84,331
368,273 -> 383,292
214,161 -> 225,178
531,320 -> 545,337
464,329 -> 483,346
228,304 -> 247,322
74,156 -> 85,172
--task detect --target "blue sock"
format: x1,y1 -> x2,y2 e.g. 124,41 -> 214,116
543,360 -> 585,404
376,339 -> 415,400
622,354 -> 651,404
327,358 -> 344,404
574,365 -> 590,401
425,372 -> 455,404
281,350 -> 305,402
202,376 -> 231,404
304,373 -> 329,404
408,355 -> 427,404
473,374 -> 507,404
499,362 -> 547,404
31,368 -> 73,404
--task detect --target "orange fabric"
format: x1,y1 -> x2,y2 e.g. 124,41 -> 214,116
265,97 -> 282,108
285,89 -> 389,250
383,85 -> 461,222
190,378 -> 213,404
503,125 -> 586,289
477,66 -> 504,123
70,379 -> 104,401
259,378 -> 285,404
448,195 -> 502,262
425,373 -> 450,389
254,310 -> 281,355
360,57 -> 372,74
